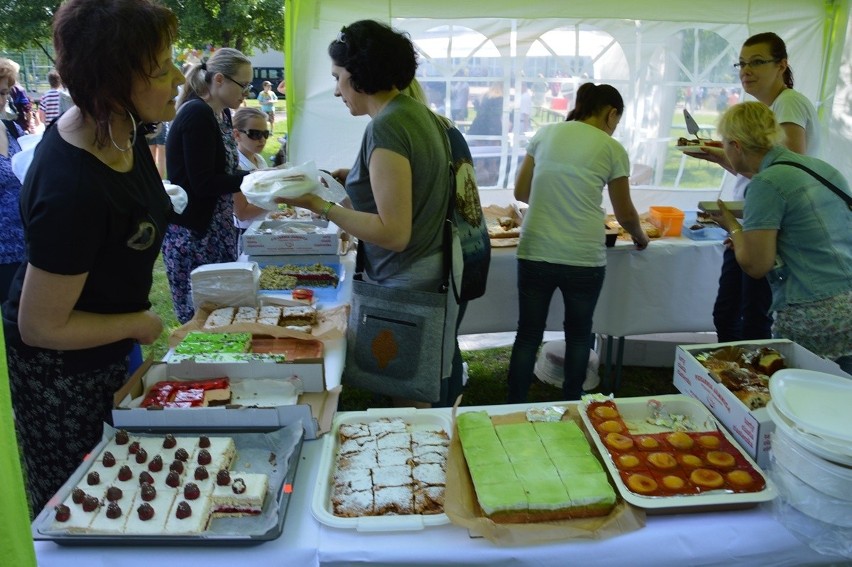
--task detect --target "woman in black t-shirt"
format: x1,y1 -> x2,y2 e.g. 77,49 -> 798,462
2,0 -> 184,516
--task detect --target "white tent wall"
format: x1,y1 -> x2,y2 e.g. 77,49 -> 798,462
285,0 -> 851,206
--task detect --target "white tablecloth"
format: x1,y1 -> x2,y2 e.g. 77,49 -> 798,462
460,237 -> 725,337
33,403 -> 844,567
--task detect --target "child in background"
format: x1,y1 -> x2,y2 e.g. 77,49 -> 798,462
256,80 -> 277,133
232,106 -> 269,231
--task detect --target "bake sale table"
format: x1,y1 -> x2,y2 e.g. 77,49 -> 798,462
33,403 -> 843,567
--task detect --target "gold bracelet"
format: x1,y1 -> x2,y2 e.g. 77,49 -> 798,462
729,227 -> 743,236
320,200 -> 336,221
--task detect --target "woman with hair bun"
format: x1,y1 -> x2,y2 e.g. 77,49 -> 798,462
2,0 -> 183,515
163,47 -> 253,323
507,82 -> 649,403
713,102 -> 851,372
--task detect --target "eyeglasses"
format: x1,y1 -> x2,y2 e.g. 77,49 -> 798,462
239,129 -> 270,140
223,74 -> 252,95
733,59 -> 779,70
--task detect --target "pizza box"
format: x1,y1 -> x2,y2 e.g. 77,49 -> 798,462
112,359 -> 339,439
673,339 -> 851,468
242,220 -> 341,255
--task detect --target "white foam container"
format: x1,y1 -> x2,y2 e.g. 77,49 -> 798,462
769,454 -> 852,527
769,369 -> 852,444
770,429 -> 852,502
311,408 -> 452,531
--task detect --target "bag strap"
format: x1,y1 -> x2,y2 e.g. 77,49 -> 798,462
773,160 -> 852,211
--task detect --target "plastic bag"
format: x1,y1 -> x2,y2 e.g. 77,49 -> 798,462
240,160 -> 346,210
11,132 -> 43,183
162,181 -> 188,214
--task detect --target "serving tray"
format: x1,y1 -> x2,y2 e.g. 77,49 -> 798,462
580,395 -> 776,514
31,424 -> 303,546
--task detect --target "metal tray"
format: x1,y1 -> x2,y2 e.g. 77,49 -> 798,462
31,424 -> 303,546
580,395 -> 776,514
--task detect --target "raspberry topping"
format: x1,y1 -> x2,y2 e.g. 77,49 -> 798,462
82,495 -> 99,513
106,502 -> 122,519
199,435 -> 211,448
148,455 -> 163,472
71,488 -> 85,504
140,483 -> 156,501
86,471 -> 100,486
135,447 -> 148,464
115,430 -> 129,445
54,504 -> 71,522
138,471 -> 154,486
194,466 -> 209,480
137,502 -> 154,521
166,471 -> 181,488
102,451 -> 116,467
170,460 -> 185,474
117,465 -> 132,481
232,478 -> 247,494
184,482 -> 201,500
216,469 -> 231,486
175,448 -> 189,462
162,434 -> 177,449
106,486 -> 123,502
175,501 -> 192,519
197,449 -> 212,465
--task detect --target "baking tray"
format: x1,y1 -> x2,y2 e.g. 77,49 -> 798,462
31,423 -> 303,545
311,408 -> 452,531
579,395 -> 776,514
256,261 -> 345,305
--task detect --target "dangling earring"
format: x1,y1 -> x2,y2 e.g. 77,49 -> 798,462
108,110 -> 138,152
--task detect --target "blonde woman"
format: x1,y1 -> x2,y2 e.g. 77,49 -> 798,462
232,106 -> 269,230
714,102 -> 851,372
163,47 -> 252,323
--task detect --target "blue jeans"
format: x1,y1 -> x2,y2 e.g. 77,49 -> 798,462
507,259 -> 605,403
713,248 -> 773,342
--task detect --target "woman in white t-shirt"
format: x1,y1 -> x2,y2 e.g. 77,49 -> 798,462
232,106 -> 268,230
507,83 -> 649,403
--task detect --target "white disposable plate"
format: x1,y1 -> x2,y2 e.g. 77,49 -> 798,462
675,144 -> 709,153
766,401 -> 852,466
580,394 -> 776,512
770,429 -> 852,502
769,369 -> 852,444
311,408 -> 452,531
770,455 -> 852,527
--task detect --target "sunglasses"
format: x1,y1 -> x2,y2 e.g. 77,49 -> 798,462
223,74 -> 252,95
239,129 -> 270,141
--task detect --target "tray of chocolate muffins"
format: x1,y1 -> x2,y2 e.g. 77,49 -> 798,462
31,423 -> 303,545
580,394 -> 777,514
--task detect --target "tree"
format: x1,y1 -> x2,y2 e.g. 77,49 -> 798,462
0,1 -> 60,60
162,0 -> 284,54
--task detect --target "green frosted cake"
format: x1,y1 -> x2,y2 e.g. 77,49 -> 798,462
457,411 -> 616,522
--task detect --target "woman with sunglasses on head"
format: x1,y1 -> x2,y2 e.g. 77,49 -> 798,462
1,0 -> 184,515
232,106 -> 269,231
692,32 -> 821,344
712,102 -> 851,373
276,20 -> 457,407
163,47 -> 253,323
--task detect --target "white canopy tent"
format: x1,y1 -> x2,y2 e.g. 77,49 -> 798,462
284,0 -> 851,206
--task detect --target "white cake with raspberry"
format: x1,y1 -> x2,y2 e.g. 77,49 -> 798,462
211,473 -> 269,517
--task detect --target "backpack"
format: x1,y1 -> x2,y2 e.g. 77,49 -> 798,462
444,126 -> 491,302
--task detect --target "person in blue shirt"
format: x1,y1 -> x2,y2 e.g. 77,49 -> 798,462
714,102 -> 852,373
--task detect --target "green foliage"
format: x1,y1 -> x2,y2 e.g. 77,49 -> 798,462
161,0 -> 284,53
0,0 -> 59,52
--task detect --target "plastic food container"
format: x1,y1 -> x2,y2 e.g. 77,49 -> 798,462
770,429 -> 852,501
648,206 -> 685,237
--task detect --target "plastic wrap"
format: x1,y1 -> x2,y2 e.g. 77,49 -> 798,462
240,161 -> 346,210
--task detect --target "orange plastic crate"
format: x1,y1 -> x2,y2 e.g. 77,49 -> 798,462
649,206 -> 685,237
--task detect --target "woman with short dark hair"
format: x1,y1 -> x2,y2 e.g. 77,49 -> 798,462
2,0 -> 183,515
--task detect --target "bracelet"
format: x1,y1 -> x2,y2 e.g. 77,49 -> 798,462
319,200 -> 336,221
729,227 -> 743,236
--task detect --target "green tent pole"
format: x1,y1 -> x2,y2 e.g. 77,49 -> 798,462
0,326 -> 36,566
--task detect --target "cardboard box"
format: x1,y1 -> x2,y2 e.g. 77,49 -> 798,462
112,360 -> 339,439
242,220 -> 341,255
673,339 -> 851,468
